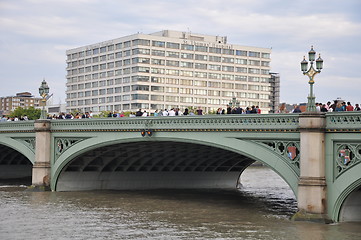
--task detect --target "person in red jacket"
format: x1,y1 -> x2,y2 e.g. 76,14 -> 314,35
346,102 -> 354,111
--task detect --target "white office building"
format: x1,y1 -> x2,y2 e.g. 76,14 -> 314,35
66,30 -> 276,114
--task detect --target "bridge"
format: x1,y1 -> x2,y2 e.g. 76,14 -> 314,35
0,112 -> 361,223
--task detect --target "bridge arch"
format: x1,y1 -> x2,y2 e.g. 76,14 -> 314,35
331,163 -> 361,222
52,133 -> 299,194
0,137 -> 34,180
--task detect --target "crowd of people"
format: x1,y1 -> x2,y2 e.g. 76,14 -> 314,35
283,100 -> 361,113
1,100 -> 360,121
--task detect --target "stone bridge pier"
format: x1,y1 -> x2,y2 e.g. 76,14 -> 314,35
293,113 -> 330,223
32,120 -> 51,190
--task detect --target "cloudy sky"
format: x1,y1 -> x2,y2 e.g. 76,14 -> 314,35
1,0 -> 360,105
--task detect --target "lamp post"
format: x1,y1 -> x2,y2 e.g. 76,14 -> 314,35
38,79 -> 50,119
229,97 -> 240,108
301,46 -> 323,112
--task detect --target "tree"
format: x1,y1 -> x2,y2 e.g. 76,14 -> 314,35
9,107 -> 41,120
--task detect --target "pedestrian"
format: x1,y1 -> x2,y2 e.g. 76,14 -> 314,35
135,109 -> 143,117
335,102 -> 344,112
320,104 -> 328,112
354,104 -> 360,111
292,105 -> 302,113
346,102 -> 354,111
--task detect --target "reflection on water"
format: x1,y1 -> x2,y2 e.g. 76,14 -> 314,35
0,166 -> 360,240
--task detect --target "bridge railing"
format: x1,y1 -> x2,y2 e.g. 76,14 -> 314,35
49,114 -> 300,132
325,112 -> 361,131
0,121 -> 35,133
1,112 -> 360,133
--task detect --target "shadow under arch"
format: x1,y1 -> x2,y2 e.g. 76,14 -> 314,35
0,143 -> 33,182
332,176 -> 361,222
52,135 -> 299,195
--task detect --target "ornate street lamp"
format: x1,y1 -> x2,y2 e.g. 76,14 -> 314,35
38,79 -> 50,119
301,46 -> 323,112
229,96 -> 240,108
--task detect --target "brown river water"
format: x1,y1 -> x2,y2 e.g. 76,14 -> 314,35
0,166 -> 360,240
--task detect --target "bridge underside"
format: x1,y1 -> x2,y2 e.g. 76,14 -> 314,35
0,144 -> 32,181
56,141 -> 255,191
339,187 -> 361,222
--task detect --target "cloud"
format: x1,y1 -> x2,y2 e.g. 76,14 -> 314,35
0,0 -> 360,106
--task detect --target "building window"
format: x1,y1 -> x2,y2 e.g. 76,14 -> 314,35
222,49 -> 234,55
115,43 -> 122,49
132,85 -> 149,91
180,70 -> 193,77
132,75 -> 149,82
133,57 -> 150,64
235,75 -> 247,81
181,44 -> 194,51
152,50 -> 165,56
194,98 -> 206,104
209,73 -> 221,79
132,94 -> 149,100
222,66 -> 234,72
209,64 -> 221,71
195,45 -> 208,52
181,53 -> 193,59
234,59 -> 246,65
262,53 -> 270,59
166,51 -> 179,58
195,54 -> 207,61
151,59 -> 165,65
124,41 -> 131,48
208,90 -> 220,96
180,61 -> 193,68
194,72 -> 207,78
209,47 -> 221,54
165,87 -> 179,93
166,42 -> 180,49
133,48 -> 150,55
151,95 -> 164,101
132,39 -> 150,46
249,51 -> 260,58
151,86 -> 164,92
123,50 -> 131,57
249,60 -> 260,66
107,45 -> 114,51
236,50 -> 247,56
236,67 -> 247,73
166,60 -> 179,67
209,56 -> 221,62
152,41 -> 165,47
166,96 -> 179,102
180,97 -> 193,103
194,80 -> 207,87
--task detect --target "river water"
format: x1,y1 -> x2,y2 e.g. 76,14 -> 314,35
1,166 -> 360,240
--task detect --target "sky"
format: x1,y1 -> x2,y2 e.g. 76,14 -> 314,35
1,0 -> 360,105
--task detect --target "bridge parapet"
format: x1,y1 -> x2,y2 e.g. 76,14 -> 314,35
0,121 -> 35,133
49,114 -> 300,132
326,112 -> 361,131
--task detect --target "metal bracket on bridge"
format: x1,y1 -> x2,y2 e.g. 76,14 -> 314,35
141,129 -> 153,137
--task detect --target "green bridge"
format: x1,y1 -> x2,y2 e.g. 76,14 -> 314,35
1,112 -> 361,222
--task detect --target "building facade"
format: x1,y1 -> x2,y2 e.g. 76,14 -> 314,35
0,92 -> 41,116
66,30 -> 276,114
269,72 -> 280,113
